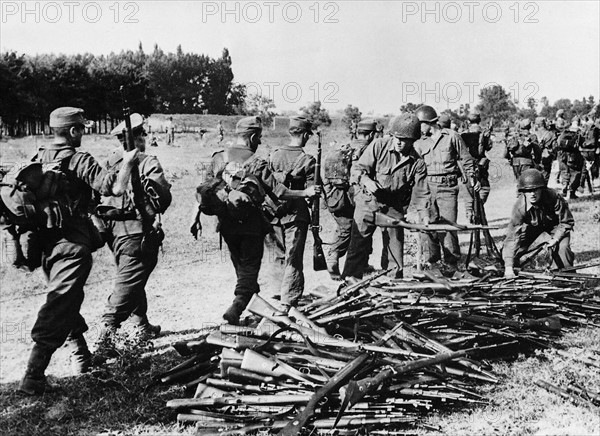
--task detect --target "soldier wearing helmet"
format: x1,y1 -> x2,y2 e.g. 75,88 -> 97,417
502,169 -> 574,279
505,119 -> 542,179
414,105 -> 476,269
534,116 -> 557,183
556,119 -> 585,199
342,113 -> 430,281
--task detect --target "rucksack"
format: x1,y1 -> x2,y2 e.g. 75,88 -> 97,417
557,130 -> 579,152
323,143 -> 353,186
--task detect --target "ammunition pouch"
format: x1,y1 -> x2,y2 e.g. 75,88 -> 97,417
1,226 -> 42,272
323,182 -> 351,214
95,205 -> 137,221
141,225 -> 165,256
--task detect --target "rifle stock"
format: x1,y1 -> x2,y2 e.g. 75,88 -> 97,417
311,131 -> 327,271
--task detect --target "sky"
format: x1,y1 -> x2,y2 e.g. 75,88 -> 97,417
1,0 -> 599,115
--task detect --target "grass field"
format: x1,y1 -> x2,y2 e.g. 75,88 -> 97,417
0,117 -> 599,435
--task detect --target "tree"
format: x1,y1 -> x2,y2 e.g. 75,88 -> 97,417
475,85 -> 517,124
341,104 -> 361,129
299,101 -> 331,128
243,93 -> 277,127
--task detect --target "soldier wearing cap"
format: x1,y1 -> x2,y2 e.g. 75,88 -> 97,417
18,107 -> 137,396
342,114 -> 430,281
502,169 -> 574,279
265,116 -> 320,308
94,114 -> 172,357
534,116 -> 557,183
323,119 -> 378,279
461,112 -> 493,222
505,119 -> 541,179
414,105 -> 476,269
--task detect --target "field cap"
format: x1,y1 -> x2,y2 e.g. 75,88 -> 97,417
357,119 -> 377,132
289,116 -> 313,135
236,116 -> 262,135
111,113 -> 145,136
50,107 -> 92,128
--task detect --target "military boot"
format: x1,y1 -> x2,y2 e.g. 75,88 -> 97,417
64,334 -> 92,375
326,261 -> 341,281
131,322 -> 161,346
222,295 -> 250,325
18,345 -> 53,396
93,324 -> 119,362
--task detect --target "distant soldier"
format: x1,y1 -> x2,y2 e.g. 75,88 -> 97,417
503,169 -> 574,278
349,120 -> 358,140
18,107 -> 136,395
375,121 -> 385,138
265,116 -> 320,308
323,119 -> 378,279
414,105 -> 476,269
556,119 -> 584,199
166,116 -> 175,146
505,119 -> 541,179
553,109 -> 568,183
579,117 -> 599,191
534,116 -> 557,183
461,113 -> 493,222
217,120 -> 225,143
95,114 -> 172,357
342,114 -> 430,280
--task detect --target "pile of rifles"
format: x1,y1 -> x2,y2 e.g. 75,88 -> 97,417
162,267 -> 600,435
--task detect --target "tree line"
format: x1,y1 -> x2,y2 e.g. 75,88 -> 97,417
0,44 -> 244,136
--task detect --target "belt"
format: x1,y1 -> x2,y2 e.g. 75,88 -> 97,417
427,174 -> 458,184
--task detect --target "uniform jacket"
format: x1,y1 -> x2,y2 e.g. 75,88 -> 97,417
503,188 -> 574,267
536,128 -> 557,157
103,148 -> 171,237
414,128 -> 475,177
508,131 -> 541,165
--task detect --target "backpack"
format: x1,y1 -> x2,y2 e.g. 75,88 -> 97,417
557,130 -> 579,153
263,152 -> 311,220
323,143 -> 353,186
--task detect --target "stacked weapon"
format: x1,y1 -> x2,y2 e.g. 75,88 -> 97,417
162,271 -> 600,434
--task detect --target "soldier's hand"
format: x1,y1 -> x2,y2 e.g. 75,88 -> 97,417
546,238 -> 558,249
504,267 -> 516,279
304,185 -> 320,198
362,179 -> 380,194
228,190 -> 252,206
122,149 -> 140,166
190,208 -> 202,239
420,214 -> 430,226
473,180 -> 482,192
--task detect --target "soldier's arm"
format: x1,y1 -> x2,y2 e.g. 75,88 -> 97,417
69,151 -> 123,196
140,156 -> 172,213
410,159 -> 431,222
502,198 -> 528,269
552,195 -> 574,242
454,133 -> 476,177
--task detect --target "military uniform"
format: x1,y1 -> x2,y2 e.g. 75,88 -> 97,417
343,114 -> 429,279
266,116 -> 316,307
580,120 -> 599,187
502,187 -> 574,270
20,107 -> 126,395
323,120 -> 377,278
534,117 -> 557,183
100,114 -> 172,337
414,123 -> 475,266
557,123 -> 584,198
506,120 -> 541,179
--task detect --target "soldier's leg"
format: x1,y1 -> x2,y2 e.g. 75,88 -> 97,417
422,183 -> 441,264
342,220 -> 375,279
551,233 -> 574,269
326,212 -> 353,277
478,173 -> 491,204
540,156 -> 554,184
436,184 -> 460,265
280,221 -> 308,308
386,227 -> 404,278
567,166 -> 581,197
22,242 -> 92,394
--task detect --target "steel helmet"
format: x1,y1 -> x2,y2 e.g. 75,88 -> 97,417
468,113 -> 481,123
388,114 -> 421,139
415,105 -> 439,123
517,169 -> 546,191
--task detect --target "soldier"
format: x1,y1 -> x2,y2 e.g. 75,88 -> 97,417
18,107 -> 137,395
557,119 -> 585,199
554,109 -> 568,131
579,117 -> 599,192
265,116 -> 320,308
414,105 -> 476,270
349,120 -> 358,140
534,116 -> 557,183
217,120 -> 225,143
166,116 -> 175,146
505,119 -> 541,179
342,114 -> 430,280
461,113 -> 493,222
323,119 -> 378,279
503,169 -> 574,279
94,114 -> 172,356
375,121 -> 385,138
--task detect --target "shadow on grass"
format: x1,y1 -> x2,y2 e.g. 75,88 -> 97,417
0,350 -> 188,436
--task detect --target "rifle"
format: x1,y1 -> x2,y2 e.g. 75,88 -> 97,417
372,211 -> 496,232
119,86 -> 164,253
311,131 -> 327,271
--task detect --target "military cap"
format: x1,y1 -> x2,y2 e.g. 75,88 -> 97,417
236,116 -> 262,135
388,113 -> 421,140
289,116 -> 313,135
535,116 -> 546,126
519,119 -> 532,130
468,113 -> 481,123
357,119 -> 377,132
111,113 -> 145,136
438,114 -> 451,129
49,107 -> 91,128
556,109 -> 565,117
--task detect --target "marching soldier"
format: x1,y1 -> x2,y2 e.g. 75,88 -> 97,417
342,114 -> 430,280
461,113 -> 493,222
534,116 -> 557,183
505,119 -> 541,179
414,105 -> 476,269
18,107 -> 137,395
557,119 -> 585,199
503,169 -> 574,278
323,119 -> 378,279
95,114 -> 172,356
579,117 -> 599,192
265,116 -> 320,308
553,109 -> 569,183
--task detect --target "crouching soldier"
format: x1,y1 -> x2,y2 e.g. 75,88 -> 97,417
18,107 -> 137,395
502,169 -> 574,279
342,114 -> 430,281
95,114 -> 172,357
